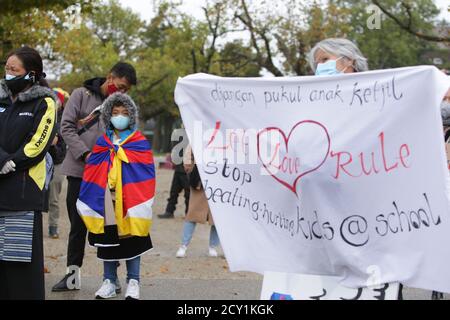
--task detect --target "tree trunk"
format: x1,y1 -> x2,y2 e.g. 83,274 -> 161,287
153,114 -> 163,152
161,114 -> 175,153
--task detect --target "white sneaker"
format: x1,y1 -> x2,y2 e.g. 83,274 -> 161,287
95,279 -> 117,299
176,245 -> 187,258
208,247 -> 218,257
125,279 -> 140,300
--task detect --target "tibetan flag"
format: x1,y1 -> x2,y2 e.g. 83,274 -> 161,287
77,131 -> 155,237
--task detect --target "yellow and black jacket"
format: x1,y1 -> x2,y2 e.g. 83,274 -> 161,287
0,80 -> 57,211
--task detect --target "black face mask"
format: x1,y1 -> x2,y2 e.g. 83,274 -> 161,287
4,73 -> 34,96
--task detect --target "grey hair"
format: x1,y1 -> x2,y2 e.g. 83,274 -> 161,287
101,92 -> 139,130
441,100 -> 450,126
308,38 -> 369,73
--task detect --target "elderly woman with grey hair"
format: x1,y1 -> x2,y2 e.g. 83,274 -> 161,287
308,39 -> 450,300
308,38 -> 368,75
308,37 -> 412,299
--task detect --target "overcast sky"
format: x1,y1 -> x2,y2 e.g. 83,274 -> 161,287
117,0 -> 450,22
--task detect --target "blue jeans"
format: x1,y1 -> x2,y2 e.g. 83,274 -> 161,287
182,221 -> 220,247
104,256 -> 140,284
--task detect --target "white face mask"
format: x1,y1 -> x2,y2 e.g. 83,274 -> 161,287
5,73 -> 31,81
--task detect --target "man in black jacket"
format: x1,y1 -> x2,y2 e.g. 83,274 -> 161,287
158,128 -> 190,219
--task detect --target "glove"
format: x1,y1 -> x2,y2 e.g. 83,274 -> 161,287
0,160 -> 16,175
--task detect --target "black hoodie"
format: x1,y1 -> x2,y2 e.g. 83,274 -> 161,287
83,77 -> 106,99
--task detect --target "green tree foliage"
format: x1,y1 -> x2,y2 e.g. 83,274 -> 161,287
232,0 -> 446,75
53,25 -> 120,91
1,0 -> 86,15
1,0 -> 447,151
133,0 -> 259,119
0,0 -> 96,65
87,0 -> 144,57
337,0 -> 442,70
53,0 -> 142,90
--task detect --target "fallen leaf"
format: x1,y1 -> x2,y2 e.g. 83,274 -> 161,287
160,266 -> 169,273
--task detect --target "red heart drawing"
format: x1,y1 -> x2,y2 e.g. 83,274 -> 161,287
257,120 -> 331,196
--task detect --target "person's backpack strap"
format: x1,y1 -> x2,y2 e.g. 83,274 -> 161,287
77,105 -> 103,136
77,111 -> 101,136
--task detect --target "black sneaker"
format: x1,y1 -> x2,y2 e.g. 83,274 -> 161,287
49,226 -> 59,239
157,212 -> 174,219
431,291 -> 444,300
116,279 -> 122,294
52,271 -> 81,292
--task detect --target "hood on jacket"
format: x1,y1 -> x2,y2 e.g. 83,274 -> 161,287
83,77 -> 106,99
101,92 -> 139,130
0,79 -> 57,103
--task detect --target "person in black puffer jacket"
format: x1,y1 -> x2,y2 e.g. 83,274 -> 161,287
0,46 -> 57,300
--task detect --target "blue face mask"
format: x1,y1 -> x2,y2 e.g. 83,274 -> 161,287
111,115 -> 130,131
315,57 -> 346,76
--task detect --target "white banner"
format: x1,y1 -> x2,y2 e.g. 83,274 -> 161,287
174,66 -> 450,292
261,272 -> 399,300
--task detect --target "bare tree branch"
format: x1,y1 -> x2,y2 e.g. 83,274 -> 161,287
202,3 -> 223,72
136,74 -> 170,100
218,28 -> 246,36
148,73 -> 170,92
372,0 -> 450,43
401,2 -> 413,30
191,49 -> 198,73
236,0 -> 284,76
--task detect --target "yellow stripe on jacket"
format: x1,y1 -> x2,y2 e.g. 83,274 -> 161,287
27,97 -> 56,190
24,97 -> 56,158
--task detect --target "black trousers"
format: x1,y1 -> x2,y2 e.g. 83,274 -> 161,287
398,283 -> 403,300
66,176 -> 87,267
0,212 -> 45,300
165,170 -> 190,214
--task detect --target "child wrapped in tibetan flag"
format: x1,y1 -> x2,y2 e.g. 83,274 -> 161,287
76,93 -> 155,300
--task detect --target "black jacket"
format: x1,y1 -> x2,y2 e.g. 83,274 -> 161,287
48,107 -> 67,165
84,77 -> 106,99
0,80 -> 57,211
188,165 -> 202,189
171,128 -> 188,173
